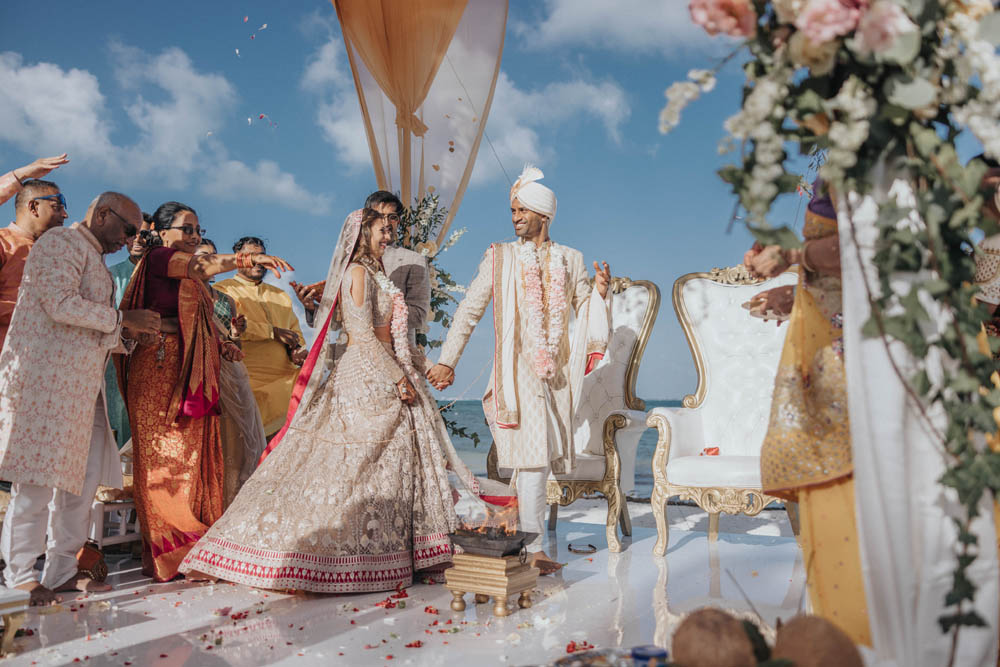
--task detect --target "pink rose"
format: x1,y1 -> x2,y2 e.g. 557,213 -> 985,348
689,0 -> 757,38
852,1 -> 917,55
795,0 -> 864,43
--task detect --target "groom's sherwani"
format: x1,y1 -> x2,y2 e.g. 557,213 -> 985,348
439,239 -> 609,475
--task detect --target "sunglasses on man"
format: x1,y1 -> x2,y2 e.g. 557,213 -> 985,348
105,207 -> 139,237
31,193 -> 67,211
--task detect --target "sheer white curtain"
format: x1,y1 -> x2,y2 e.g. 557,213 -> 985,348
334,0 -> 508,248
840,171 -> 999,666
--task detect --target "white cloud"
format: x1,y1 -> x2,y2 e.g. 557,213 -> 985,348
203,159 -> 332,212
514,0 -> 718,54
301,39 -> 630,186
0,48 -> 328,214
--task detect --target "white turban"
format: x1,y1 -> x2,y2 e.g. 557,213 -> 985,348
510,165 -> 557,223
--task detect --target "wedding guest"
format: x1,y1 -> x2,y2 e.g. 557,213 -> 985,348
116,202 -> 291,581
427,166 -> 612,574
216,237 -> 306,438
745,183 -> 871,646
0,154 -> 71,350
180,208 -> 484,592
103,212 -> 152,449
195,239 -> 266,508
0,192 -> 159,605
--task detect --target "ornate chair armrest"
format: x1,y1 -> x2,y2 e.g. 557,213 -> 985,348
647,407 -> 705,488
604,409 -> 649,496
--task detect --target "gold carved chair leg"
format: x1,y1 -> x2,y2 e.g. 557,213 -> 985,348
1,611 -> 24,656
708,512 -> 720,543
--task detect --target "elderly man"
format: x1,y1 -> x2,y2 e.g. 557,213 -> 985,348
0,192 -> 159,605
427,166 -> 612,573
292,190 -> 430,348
216,237 -> 306,438
0,154 -> 70,350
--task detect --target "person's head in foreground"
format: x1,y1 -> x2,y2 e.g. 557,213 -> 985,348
671,608 -> 756,667
353,208 -> 393,265
364,190 -> 404,244
83,192 -> 141,254
770,615 -> 863,667
509,165 -> 556,245
14,178 -> 68,237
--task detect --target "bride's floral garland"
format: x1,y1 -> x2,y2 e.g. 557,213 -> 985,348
519,242 -> 566,380
373,270 -> 414,376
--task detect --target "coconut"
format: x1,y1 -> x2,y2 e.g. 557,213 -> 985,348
671,608 -> 756,667
771,615 -> 863,667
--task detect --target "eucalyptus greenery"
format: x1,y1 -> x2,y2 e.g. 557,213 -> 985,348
663,0 -> 1000,656
397,194 -> 481,447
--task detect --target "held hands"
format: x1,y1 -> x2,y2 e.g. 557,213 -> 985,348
397,377 -> 417,405
221,341 -> 244,362
121,309 -> 161,336
252,254 -> 294,278
593,261 -> 611,299
290,280 -> 322,312
747,244 -> 799,279
746,285 -> 795,325
272,326 -> 300,349
426,364 -> 455,391
13,154 -> 69,182
290,346 -> 308,366
230,314 -> 247,338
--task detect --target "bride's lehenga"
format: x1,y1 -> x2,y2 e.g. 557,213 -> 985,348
179,262 -> 468,593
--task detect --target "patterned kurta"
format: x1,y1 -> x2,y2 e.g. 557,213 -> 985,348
215,275 -> 304,435
439,240 -> 597,473
0,224 -> 123,495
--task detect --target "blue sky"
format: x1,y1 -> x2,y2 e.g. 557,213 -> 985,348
0,0 -> 810,401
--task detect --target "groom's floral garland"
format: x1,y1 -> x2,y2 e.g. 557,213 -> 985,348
519,242 -> 567,380
373,270 -> 415,377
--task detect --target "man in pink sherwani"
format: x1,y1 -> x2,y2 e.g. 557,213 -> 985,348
0,192 -> 160,605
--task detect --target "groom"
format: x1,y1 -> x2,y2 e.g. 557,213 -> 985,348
427,166 -> 611,573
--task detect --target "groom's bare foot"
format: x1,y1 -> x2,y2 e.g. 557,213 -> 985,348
530,551 -> 563,575
15,581 -> 60,606
53,573 -> 112,594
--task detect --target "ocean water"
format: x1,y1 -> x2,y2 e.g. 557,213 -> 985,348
441,399 -> 682,500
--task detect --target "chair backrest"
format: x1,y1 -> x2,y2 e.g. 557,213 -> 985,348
573,277 -> 660,455
673,265 -> 797,457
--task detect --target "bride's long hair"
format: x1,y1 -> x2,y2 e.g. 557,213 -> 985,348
350,207 -> 385,270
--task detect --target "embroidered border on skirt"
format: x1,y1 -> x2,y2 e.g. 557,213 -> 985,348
181,537 -> 414,593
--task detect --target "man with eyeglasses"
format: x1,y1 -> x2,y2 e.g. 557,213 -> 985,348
0,154 -> 71,350
0,191 -> 160,604
216,236 -> 306,439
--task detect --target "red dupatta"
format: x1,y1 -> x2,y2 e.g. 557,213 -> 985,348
116,247 -> 222,421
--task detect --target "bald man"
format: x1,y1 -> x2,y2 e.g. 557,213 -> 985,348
0,192 -> 160,604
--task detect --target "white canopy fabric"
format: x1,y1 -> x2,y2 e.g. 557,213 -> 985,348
840,173 -> 1000,666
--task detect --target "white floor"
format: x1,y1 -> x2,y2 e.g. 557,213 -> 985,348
3,502 -> 804,666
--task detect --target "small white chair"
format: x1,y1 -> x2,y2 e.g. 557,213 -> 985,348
488,276 -> 661,552
90,439 -> 141,549
648,265 -> 796,555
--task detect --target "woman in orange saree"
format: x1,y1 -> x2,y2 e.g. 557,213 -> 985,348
116,202 -> 292,581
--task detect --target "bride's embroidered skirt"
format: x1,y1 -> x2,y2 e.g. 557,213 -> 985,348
178,341 -> 458,593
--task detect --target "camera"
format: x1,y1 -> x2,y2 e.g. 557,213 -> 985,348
137,229 -> 162,249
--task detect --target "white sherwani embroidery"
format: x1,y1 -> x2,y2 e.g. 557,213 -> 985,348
0,225 -> 123,495
439,240 -> 608,475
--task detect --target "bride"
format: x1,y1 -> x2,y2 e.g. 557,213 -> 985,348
179,208 -> 486,592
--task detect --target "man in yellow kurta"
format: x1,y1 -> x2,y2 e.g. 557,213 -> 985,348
215,237 -> 306,438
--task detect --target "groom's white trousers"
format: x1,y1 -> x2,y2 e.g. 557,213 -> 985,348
1,396 -> 108,590
516,467 -> 548,552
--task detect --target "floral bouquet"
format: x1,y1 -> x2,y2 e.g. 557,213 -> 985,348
660,0 -> 1000,644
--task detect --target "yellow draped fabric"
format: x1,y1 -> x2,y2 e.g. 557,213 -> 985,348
758,208 -> 871,646
214,275 -> 303,436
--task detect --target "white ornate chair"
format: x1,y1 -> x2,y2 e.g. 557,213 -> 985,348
648,265 -> 797,556
90,439 -> 141,549
487,276 -> 660,552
